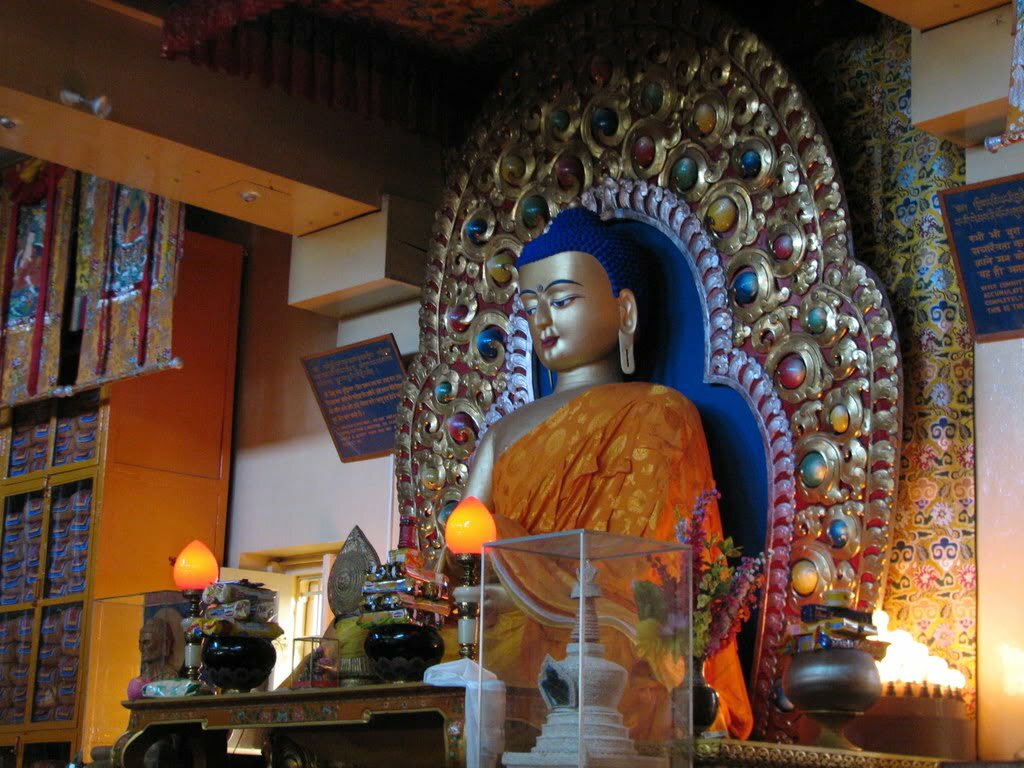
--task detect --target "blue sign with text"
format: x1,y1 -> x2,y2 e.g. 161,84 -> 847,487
302,335 -> 405,462
940,172 -> 1024,341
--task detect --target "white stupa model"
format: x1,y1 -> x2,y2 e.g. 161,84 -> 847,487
502,562 -> 666,768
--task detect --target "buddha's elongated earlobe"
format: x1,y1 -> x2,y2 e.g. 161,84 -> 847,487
619,330 -> 635,374
617,288 -> 638,375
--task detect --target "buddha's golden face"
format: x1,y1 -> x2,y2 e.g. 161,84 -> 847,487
519,250 -> 630,373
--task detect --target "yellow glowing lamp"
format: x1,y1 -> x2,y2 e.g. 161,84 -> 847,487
173,539 -> 220,591
446,496 -> 497,555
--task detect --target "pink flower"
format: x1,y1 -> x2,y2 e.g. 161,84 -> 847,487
913,565 -> 939,591
955,563 -> 976,590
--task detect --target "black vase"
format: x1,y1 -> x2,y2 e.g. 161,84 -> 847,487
201,636 -> 276,692
364,623 -> 444,682
693,659 -> 720,734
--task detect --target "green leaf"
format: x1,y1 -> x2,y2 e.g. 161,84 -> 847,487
632,580 -> 667,623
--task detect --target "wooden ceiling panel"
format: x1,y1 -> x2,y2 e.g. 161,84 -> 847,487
857,0 -> 1008,30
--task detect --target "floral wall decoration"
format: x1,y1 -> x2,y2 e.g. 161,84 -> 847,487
812,20 -> 975,707
0,160 -> 184,407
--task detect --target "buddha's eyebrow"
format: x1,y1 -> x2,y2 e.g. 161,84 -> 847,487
520,279 -> 583,296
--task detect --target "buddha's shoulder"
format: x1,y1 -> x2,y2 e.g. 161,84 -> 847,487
606,381 -> 697,415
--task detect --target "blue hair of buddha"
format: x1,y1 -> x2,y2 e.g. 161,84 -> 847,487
517,207 -> 650,311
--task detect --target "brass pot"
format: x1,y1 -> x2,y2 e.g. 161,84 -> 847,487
783,649 -> 881,750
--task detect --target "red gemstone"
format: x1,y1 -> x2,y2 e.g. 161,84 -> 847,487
773,233 -> 795,260
632,136 -> 656,169
777,353 -> 807,389
590,55 -> 612,86
554,156 -> 584,190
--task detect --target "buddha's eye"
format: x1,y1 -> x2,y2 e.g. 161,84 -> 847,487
523,304 -> 538,316
550,295 -> 579,309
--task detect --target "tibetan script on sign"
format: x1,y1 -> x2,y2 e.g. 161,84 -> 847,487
302,335 -> 405,462
940,172 -> 1024,341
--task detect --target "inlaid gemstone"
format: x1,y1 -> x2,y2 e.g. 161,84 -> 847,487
554,156 -> 584,190
421,465 -> 443,490
447,305 -> 470,333
791,559 -> 818,596
464,217 -> 488,245
732,268 -> 758,306
806,306 -> 828,334
521,196 -> 549,229
591,108 -> 619,139
772,232 -> 794,260
777,352 -> 806,389
434,381 -> 454,404
828,519 -> 850,549
632,136 -> 656,168
800,451 -> 828,488
501,153 -> 526,184
487,250 -> 516,285
549,110 -> 571,134
641,81 -> 664,114
830,404 -> 851,434
476,326 -> 505,361
693,102 -> 717,135
705,197 -> 738,234
740,149 -> 762,178
437,500 -> 458,528
670,157 -> 698,192
447,412 -> 478,445
590,55 -> 612,86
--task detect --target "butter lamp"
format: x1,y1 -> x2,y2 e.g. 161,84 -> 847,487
173,540 -> 219,680
446,496 -> 496,659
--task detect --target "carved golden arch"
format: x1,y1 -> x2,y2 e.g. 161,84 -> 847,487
396,0 -> 902,740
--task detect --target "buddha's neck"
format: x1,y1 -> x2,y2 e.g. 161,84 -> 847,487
553,356 -> 622,394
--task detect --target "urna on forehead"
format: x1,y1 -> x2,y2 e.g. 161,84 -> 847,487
516,208 -> 648,301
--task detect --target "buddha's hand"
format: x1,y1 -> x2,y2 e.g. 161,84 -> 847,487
452,583 -> 515,627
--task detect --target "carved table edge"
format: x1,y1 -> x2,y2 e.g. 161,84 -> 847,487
695,739 -> 944,768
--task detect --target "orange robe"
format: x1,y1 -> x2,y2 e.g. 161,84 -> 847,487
486,382 -> 753,740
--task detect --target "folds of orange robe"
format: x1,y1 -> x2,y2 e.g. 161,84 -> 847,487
485,381 -> 753,740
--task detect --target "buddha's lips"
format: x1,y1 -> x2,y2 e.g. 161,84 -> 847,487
541,336 -> 558,349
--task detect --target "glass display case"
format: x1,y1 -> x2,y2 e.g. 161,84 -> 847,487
474,529 -> 692,768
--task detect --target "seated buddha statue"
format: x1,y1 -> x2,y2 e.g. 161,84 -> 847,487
457,207 -> 753,739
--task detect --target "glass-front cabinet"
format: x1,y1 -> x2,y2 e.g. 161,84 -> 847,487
0,392 -> 101,764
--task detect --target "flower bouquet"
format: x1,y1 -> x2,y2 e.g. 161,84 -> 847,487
633,489 -> 766,690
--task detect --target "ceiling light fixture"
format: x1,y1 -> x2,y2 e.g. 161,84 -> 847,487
239,190 -> 260,203
58,89 -> 112,119
0,117 -> 15,130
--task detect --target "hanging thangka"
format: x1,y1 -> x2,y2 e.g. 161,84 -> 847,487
74,175 -> 182,388
0,159 -> 76,406
0,160 -> 184,408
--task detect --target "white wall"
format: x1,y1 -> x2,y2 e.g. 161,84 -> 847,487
966,142 -> 1024,760
226,227 -> 419,566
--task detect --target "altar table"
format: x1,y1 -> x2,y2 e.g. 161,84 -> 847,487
115,684 -> 945,768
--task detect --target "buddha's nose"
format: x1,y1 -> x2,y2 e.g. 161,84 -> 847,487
533,302 -> 552,327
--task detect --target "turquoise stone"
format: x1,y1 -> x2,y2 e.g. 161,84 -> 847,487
806,306 -> 828,334
828,519 -> 850,548
740,149 -> 762,178
777,353 -> 806,389
521,196 -> 549,229
550,110 -> 570,134
591,108 -> 619,139
476,326 -> 505,361
434,381 -> 454,404
732,268 -> 758,306
641,81 -> 664,113
671,157 -> 698,192
464,217 -> 488,245
800,451 -> 828,488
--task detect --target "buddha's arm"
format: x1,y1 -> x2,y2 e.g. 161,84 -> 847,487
461,426 -> 496,509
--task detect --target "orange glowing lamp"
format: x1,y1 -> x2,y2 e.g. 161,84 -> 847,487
173,539 -> 220,591
446,496 -> 497,555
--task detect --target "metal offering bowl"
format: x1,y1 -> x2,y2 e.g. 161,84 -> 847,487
783,648 -> 882,750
